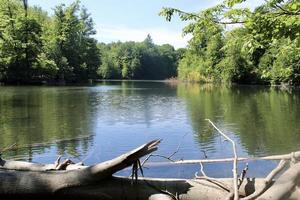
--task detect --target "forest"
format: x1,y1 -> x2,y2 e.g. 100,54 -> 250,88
0,0 -> 299,85
0,0 -> 180,84
160,0 -> 300,85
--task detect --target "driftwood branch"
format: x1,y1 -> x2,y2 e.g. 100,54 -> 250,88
141,134 -> 187,167
0,140 -> 160,194
238,163 -> 249,189
256,161 -> 300,200
241,159 -> 287,200
174,151 -> 300,164
195,162 -> 231,193
1,139 -> 300,199
206,119 -> 239,200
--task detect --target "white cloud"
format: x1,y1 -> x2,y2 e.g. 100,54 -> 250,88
95,25 -> 191,49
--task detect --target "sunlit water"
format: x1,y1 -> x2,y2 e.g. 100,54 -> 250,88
1,81 -> 300,178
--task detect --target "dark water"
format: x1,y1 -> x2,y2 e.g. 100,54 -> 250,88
1,82 -> 300,178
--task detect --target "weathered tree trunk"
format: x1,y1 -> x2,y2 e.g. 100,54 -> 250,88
257,162 -> 300,200
1,139 -> 300,200
0,140 -> 160,194
0,175 -> 299,200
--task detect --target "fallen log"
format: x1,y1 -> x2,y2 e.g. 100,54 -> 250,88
0,140 -> 160,194
257,161 -> 300,200
0,175 -> 299,200
1,139 -> 300,200
174,151 -> 300,164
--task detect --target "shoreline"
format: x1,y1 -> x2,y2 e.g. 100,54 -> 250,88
0,79 -> 299,89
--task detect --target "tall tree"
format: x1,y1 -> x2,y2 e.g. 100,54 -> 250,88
160,0 -> 300,85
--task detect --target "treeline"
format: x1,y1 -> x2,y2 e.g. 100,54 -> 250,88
0,0 -> 180,84
161,0 -> 300,85
98,35 -> 181,80
0,0 -> 100,83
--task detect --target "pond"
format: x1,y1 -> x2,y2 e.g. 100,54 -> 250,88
1,81 -> 300,178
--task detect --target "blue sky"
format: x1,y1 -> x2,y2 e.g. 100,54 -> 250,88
29,0 -> 263,48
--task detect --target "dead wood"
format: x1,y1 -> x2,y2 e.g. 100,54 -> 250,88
206,119 -> 239,200
241,160 -> 288,200
0,139 -> 160,194
174,151 -> 300,164
256,161 -> 300,200
1,139 -> 300,199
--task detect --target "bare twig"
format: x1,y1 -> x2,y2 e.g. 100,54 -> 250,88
206,119 -> 239,200
194,162 -> 231,192
141,134 -> 187,167
201,150 -> 208,158
199,162 -> 207,177
53,156 -> 75,170
54,155 -> 62,168
241,160 -> 287,200
174,151 -> 300,164
238,163 -> 248,189
141,154 -> 175,166
131,160 -> 139,184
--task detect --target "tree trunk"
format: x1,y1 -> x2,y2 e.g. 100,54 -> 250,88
0,140 -> 300,200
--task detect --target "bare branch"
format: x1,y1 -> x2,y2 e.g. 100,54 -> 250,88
141,134 -> 187,167
241,159 -> 287,200
206,119 -> 239,200
238,163 -> 249,189
257,161 -> 300,200
174,151 -> 300,164
215,20 -> 245,24
194,162 -> 231,193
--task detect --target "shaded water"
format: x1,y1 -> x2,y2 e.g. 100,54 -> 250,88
1,82 -> 300,178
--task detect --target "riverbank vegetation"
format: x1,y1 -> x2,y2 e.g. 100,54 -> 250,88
0,0 -> 181,84
0,0 -> 299,85
0,0 -> 100,83
97,35 -> 181,80
160,0 -> 300,85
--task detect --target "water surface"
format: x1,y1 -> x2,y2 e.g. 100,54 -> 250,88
1,82 -> 300,178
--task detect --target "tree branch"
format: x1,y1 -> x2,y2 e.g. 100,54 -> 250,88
273,3 -> 300,15
174,151 -> 300,164
256,161 -> 300,200
206,119 -> 239,200
241,159 -> 287,200
195,162 -> 231,193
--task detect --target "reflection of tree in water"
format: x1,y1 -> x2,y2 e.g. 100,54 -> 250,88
177,84 -> 300,156
0,87 -> 95,159
177,84 -> 226,147
92,81 -> 178,127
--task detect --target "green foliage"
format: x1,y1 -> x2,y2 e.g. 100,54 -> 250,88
162,0 -> 300,85
0,1 -> 179,83
97,36 -> 179,80
52,2 -> 100,82
259,39 -> 300,84
0,0 -> 46,82
0,0 -> 100,83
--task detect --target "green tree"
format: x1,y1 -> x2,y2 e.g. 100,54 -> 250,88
97,36 -> 178,80
0,0 -> 48,83
160,0 -> 300,85
52,1 -> 100,82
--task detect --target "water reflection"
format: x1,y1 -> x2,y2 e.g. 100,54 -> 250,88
0,87 -> 95,160
1,82 -> 300,178
177,84 -> 300,156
